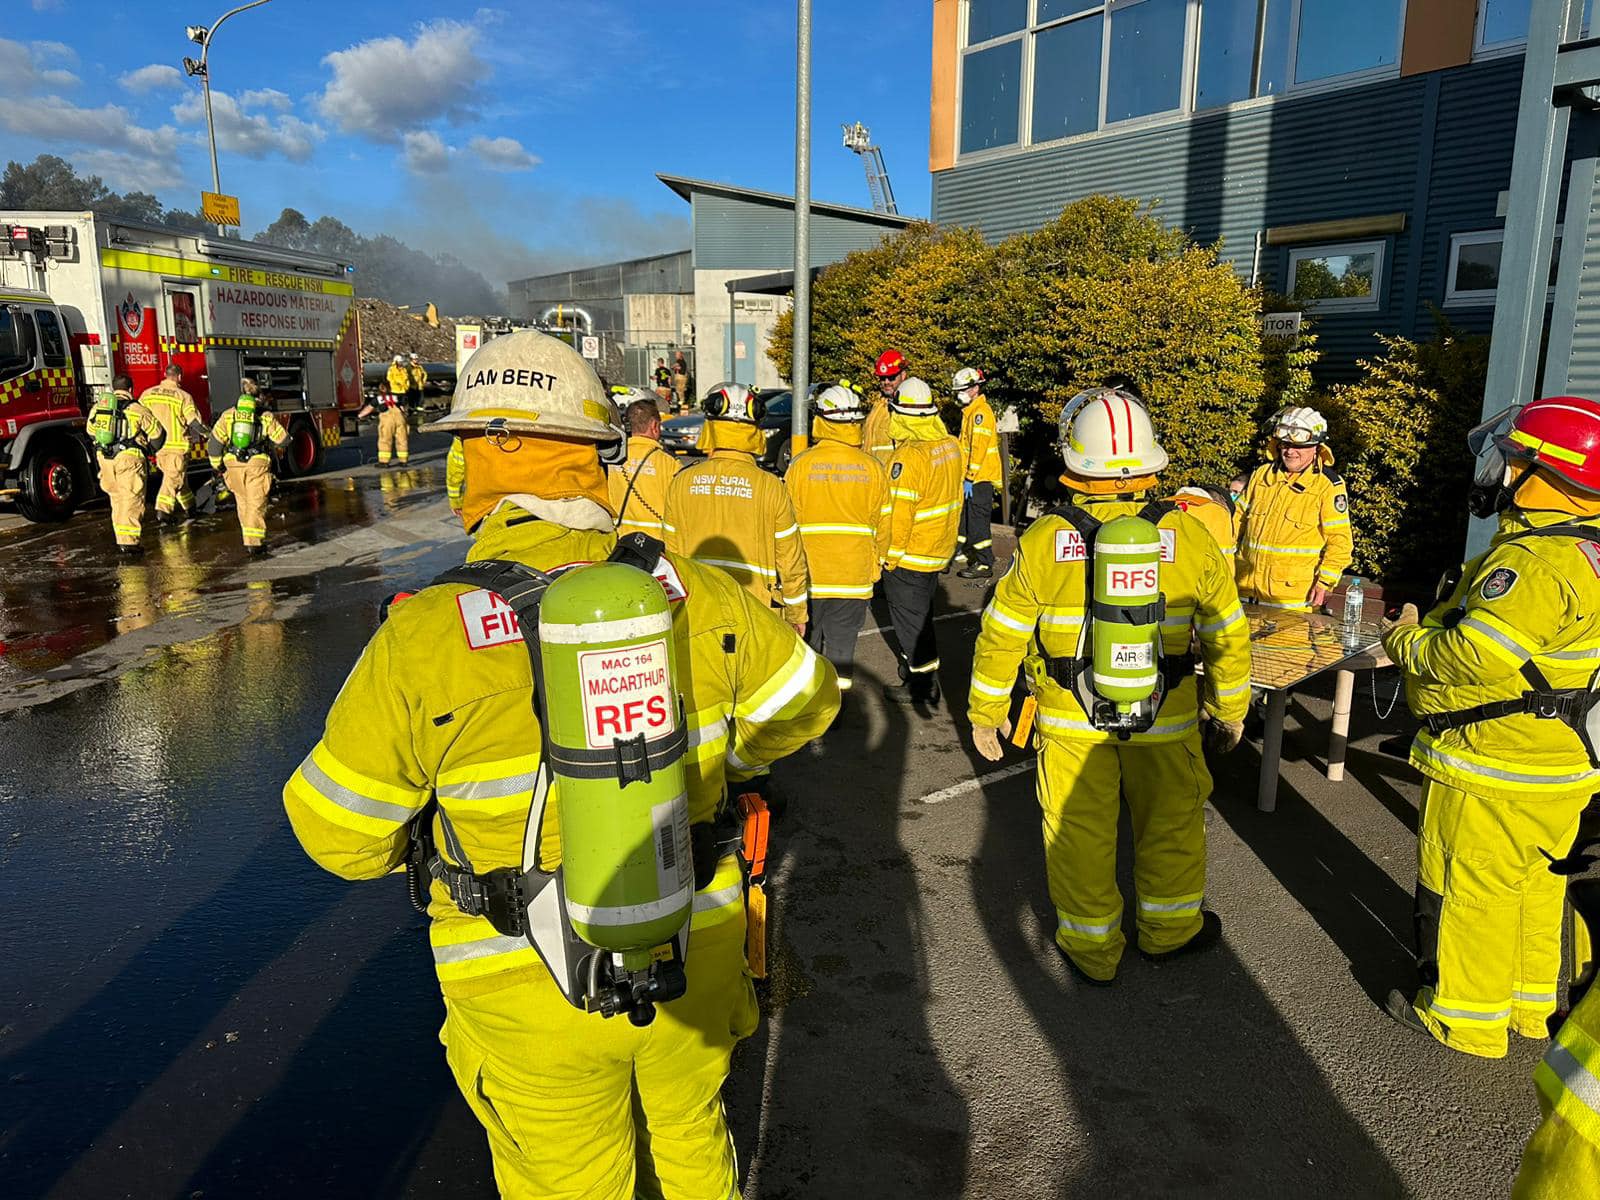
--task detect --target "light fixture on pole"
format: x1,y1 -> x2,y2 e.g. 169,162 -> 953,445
182,0 -> 274,236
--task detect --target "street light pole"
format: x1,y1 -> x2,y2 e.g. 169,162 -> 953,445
184,0 -> 273,236
791,0 -> 812,453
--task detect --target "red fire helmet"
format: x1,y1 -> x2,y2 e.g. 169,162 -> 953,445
874,349 -> 906,378
1502,396 -> 1600,493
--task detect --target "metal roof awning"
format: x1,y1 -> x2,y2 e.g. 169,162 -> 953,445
725,269 -> 819,296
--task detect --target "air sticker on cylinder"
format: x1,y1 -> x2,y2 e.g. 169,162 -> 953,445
1110,642 -> 1154,669
578,638 -> 677,749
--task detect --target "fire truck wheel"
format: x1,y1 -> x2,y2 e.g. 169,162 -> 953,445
281,417 -> 325,479
16,435 -> 88,523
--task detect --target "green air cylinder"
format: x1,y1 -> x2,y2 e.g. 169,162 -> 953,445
90,393 -> 119,449
537,561 -> 693,972
1092,514 -> 1163,711
230,396 -> 258,452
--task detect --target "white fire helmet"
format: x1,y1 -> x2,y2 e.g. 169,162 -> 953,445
609,384 -> 657,407
703,383 -> 765,424
952,366 -> 985,403
1058,386 -> 1169,479
428,329 -> 621,442
1270,405 -> 1328,447
392,354 -> 405,365
813,383 -> 866,423
889,376 -> 939,416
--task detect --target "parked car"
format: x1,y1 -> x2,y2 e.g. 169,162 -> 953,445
660,389 -> 796,473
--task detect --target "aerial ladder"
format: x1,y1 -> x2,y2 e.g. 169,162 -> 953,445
842,122 -> 898,216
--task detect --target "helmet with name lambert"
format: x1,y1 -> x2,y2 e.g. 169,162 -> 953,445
428,329 -> 620,442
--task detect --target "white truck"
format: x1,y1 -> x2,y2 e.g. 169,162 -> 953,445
0,213 -> 363,522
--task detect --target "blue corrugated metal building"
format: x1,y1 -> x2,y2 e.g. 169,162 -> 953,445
929,0 -> 1597,378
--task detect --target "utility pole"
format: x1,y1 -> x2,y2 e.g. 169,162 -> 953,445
183,0 -> 274,236
792,0 -> 813,453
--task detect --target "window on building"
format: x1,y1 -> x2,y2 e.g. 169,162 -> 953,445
1196,0 -> 1264,110
1287,241 -> 1385,311
961,38 -> 1023,153
1444,229 -> 1563,306
1107,0 -> 1190,123
1476,0 -> 1592,52
1292,0 -> 1403,84
968,0 -> 1028,44
1032,13 -> 1103,141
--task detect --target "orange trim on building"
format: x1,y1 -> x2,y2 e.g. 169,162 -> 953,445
931,0 -> 959,172
1401,0 -> 1477,77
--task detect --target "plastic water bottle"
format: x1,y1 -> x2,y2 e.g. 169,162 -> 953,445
1342,576 -> 1365,646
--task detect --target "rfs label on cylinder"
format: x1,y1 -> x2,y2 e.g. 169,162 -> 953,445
1103,565 -> 1159,597
578,639 -> 677,749
1110,641 -> 1154,669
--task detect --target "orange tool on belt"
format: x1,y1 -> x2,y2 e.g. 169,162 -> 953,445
737,792 -> 770,978
1011,695 -> 1037,748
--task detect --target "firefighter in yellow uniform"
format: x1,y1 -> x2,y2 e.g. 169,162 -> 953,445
967,385 -> 1252,983
1168,485 -> 1237,559
370,355 -> 411,467
864,349 -> 905,464
138,364 -> 207,522
881,377 -> 963,707
607,387 -> 680,539
445,437 -> 466,517
953,366 -> 1003,579
785,383 -> 890,692
407,353 -> 428,420
207,380 -> 287,556
88,373 -> 164,555
1235,406 -> 1352,610
665,383 -> 809,630
283,331 -> 839,1200
1383,396 -> 1600,1059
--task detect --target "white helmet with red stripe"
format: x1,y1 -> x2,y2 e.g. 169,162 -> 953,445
1058,386 -> 1168,479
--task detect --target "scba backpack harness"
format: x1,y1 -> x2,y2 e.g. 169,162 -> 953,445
1418,522 -> 1600,766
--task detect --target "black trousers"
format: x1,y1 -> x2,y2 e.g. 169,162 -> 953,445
806,598 -> 869,688
958,482 -> 996,569
882,567 -> 941,692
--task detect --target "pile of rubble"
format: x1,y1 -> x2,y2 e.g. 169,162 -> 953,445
355,297 -> 458,363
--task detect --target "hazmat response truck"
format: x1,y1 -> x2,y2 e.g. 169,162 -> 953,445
0,213 -> 362,522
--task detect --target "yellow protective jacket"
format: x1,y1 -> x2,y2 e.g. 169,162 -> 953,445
88,396 -> 163,460
283,507 -> 840,998
885,416 -> 963,572
609,434 -> 680,540
137,382 -> 204,446
959,394 -> 1003,485
666,447 -> 810,625
969,495 -> 1252,743
863,400 -> 894,464
1513,983 -> 1600,1199
446,437 -> 466,513
1168,490 -> 1237,560
1235,453 -> 1353,607
386,364 -> 410,395
408,363 -> 427,392
1385,510 -> 1600,799
784,423 -> 890,600
207,406 -> 288,468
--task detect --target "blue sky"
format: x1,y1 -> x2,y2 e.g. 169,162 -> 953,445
0,1 -> 931,283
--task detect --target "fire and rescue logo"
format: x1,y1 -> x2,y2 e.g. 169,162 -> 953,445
1479,567 -> 1517,600
117,293 -> 145,340
1334,493 -> 1348,513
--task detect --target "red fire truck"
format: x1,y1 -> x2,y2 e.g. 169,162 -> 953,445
0,212 -> 362,522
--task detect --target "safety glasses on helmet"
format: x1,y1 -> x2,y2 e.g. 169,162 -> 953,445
1274,423 -> 1320,446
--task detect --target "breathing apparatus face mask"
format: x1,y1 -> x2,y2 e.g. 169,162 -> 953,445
1466,404 -> 1532,518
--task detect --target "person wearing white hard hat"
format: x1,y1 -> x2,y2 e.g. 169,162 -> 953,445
966,384 -> 1251,984
880,376 -> 964,707
1234,405 -> 1353,611
665,383 -> 811,631
952,365 -> 1003,578
283,330 -> 838,1199
785,382 -> 891,693
606,386 -> 680,539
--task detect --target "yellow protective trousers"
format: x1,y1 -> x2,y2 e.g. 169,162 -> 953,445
439,873 -> 756,1200
97,453 -> 147,545
153,447 -> 193,514
224,458 -> 272,548
1410,779 -> 1587,1059
378,407 -> 409,464
1037,734 -> 1211,981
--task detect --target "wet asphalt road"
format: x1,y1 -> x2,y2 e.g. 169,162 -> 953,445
0,432 -> 1552,1198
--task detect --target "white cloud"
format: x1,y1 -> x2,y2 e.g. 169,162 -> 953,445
239,88 -> 292,112
75,149 -> 187,193
32,0 -> 64,11
316,21 -> 484,140
120,64 -> 185,94
171,89 -> 322,162
468,135 -> 537,172
0,95 -> 185,191
0,37 -> 79,93
401,130 -> 452,174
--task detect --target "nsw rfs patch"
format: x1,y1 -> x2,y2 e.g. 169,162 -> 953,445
1333,493 -> 1347,513
890,462 -> 903,480
1479,567 -> 1518,601
974,413 -> 984,425
458,588 -> 523,650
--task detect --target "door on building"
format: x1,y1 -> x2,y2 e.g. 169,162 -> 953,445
727,322 -> 756,386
